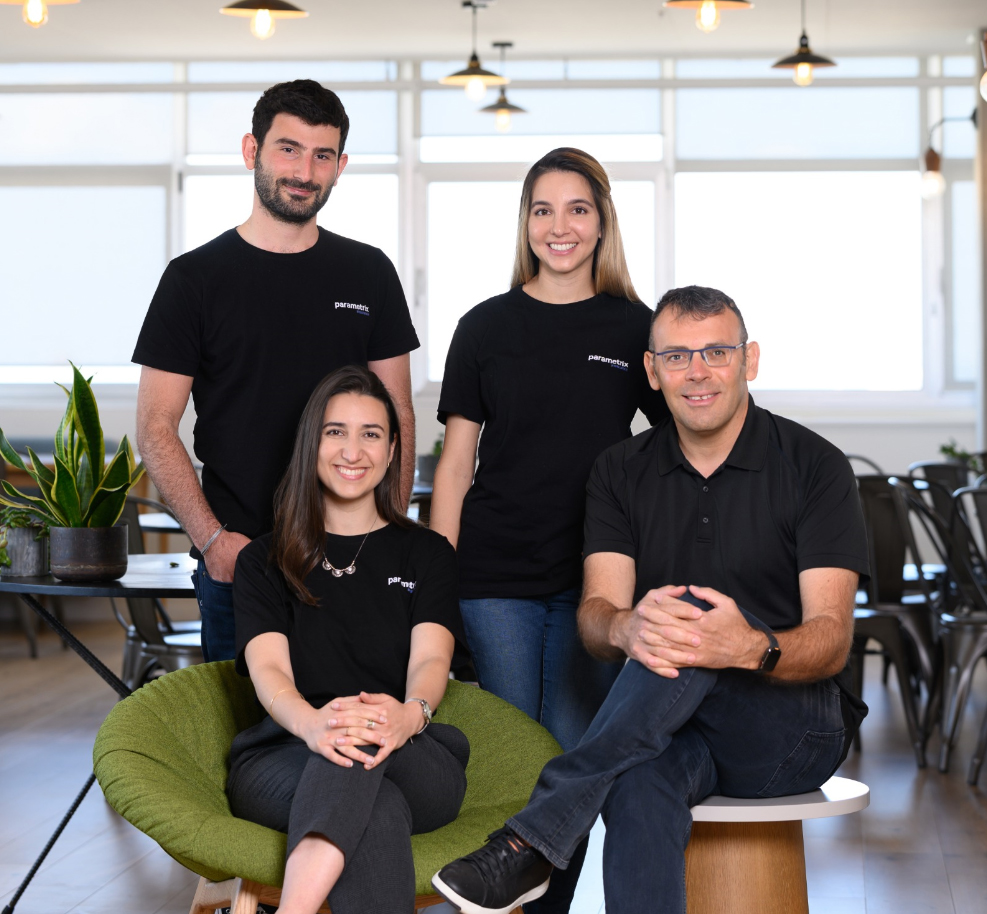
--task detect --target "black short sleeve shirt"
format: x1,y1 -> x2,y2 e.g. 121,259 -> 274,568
233,524 -> 464,706
132,228 -> 419,541
584,398 -> 869,630
437,287 -> 669,598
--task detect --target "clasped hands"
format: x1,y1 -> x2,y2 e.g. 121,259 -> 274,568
301,692 -> 422,770
615,584 -> 764,678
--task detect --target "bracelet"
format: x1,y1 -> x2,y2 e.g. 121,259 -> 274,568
269,687 -> 298,720
200,523 -> 227,556
405,697 -> 432,735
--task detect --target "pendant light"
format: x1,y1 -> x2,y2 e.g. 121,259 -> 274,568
921,109 -> 978,199
772,0 -> 835,87
220,0 -> 308,40
440,1 -> 507,102
662,1 -> 753,35
0,0 -> 79,29
481,42 -> 526,133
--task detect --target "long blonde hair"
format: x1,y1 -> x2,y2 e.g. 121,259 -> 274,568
510,147 -> 641,303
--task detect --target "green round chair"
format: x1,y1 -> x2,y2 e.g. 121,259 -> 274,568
93,661 -> 561,914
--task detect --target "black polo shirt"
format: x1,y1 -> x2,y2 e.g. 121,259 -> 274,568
584,397 -> 869,631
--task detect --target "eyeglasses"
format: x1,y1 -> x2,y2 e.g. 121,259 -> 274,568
648,343 -> 746,371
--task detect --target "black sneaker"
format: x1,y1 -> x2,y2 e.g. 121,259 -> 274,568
432,827 -> 552,914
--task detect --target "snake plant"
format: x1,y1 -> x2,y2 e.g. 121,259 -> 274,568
0,363 -> 145,528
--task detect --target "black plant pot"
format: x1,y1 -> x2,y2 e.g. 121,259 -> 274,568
417,454 -> 440,484
50,526 -> 128,582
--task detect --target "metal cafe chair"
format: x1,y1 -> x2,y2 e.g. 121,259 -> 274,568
852,475 -> 937,767
845,453 -> 885,476
889,478 -> 987,779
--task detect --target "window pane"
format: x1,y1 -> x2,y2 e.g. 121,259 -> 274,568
188,61 -> 395,82
0,186 -> 166,367
952,181 -> 979,384
184,174 -> 399,267
676,88 -> 918,159
420,134 -> 662,163
187,90 -> 397,155
943,86 -> 977,158
943,56 -> 977,77
566,60 -> 662,79
426,180 -> 654,380
421,89 -> 660,135
0,94 -> 174,164
427,182 -> 521,380
674,171 -> 922,391
675,57 -> 918,79
0,62 -> 175,84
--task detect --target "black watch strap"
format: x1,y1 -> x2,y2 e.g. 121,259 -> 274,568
758,629 -> 782,673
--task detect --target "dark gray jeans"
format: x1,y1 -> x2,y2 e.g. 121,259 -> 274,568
227,717 -> 469,914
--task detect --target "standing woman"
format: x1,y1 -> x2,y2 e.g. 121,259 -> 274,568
227,366 -> 469,914
430,148 -> 668,910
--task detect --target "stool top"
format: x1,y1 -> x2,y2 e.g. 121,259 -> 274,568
690,776 -> 869,823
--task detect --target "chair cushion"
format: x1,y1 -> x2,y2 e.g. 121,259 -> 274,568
94,662 -> 561,893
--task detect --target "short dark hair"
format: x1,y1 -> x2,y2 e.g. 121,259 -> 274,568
650,285 -> 748,345
251,79 -> 350,154
272,365 -> 410,605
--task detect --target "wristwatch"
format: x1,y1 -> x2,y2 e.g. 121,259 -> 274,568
405,697 -> 432,734
758,630 -> 782,673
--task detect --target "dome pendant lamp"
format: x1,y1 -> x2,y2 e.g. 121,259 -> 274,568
480,42 -> 526,132
220,0 -> 308,40
440,1 -> 508,102
772,0 -> 835,86
663,1 -> 753,35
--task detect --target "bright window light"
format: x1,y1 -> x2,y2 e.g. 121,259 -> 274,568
674,171 -> 923,391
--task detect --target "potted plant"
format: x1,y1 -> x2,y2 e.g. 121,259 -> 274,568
0,506 -> 49,577
0,363 -> 145,582
416,432 -> 444,485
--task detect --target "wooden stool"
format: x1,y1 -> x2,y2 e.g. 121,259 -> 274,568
684,776 -> 869,914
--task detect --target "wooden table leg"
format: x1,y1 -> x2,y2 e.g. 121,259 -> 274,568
685,820 -> 808,914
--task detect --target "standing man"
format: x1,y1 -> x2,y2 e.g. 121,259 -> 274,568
432,286 -> 869,914
134,80 -> 419,662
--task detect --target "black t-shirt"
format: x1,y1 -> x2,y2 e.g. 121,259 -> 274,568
438,287 -> 669,598
233,524 -> 464,707
584,397 -> 869,631
132,228 -> 419,542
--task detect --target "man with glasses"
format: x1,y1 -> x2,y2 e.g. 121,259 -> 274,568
432,285 -> 869,914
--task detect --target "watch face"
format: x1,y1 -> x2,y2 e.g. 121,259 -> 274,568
760,646 -> 782,673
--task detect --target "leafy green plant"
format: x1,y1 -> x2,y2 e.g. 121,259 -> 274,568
431,433 -> 444,457
0,363 -> 145,528
0,506 -> 47,568
939,439 -> 984,475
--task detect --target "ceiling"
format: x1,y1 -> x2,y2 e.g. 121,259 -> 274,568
1,0 -> 985,66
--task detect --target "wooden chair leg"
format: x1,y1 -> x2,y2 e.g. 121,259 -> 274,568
685,820 -> 808,914
188,875 -> 236,914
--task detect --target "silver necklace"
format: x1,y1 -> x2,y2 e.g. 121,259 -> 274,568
322,516 -> 377,577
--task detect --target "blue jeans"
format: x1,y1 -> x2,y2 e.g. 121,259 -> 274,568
459,588 -> 622,914
507,660 -> 845,914
191,560 -> 236,663
459,588 -> 622,753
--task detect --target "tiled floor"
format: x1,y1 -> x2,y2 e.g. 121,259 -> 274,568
1,617 -> 985,914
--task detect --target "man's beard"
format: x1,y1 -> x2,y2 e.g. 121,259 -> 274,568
254,155 -> 334,225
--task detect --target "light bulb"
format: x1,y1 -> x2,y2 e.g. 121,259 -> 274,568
465,76 -> 488,102
23,0 -> 47,27
696,1 -> 720,32
495,109 -> 512,133
981,70 -> 987,103
793,62 -> 814,87
250,8 -> 275,39
921,170 -> 946,199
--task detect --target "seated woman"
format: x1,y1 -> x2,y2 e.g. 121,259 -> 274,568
226,365 -> 469,914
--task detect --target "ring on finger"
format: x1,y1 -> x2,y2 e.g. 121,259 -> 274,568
367,719 -> 376,730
